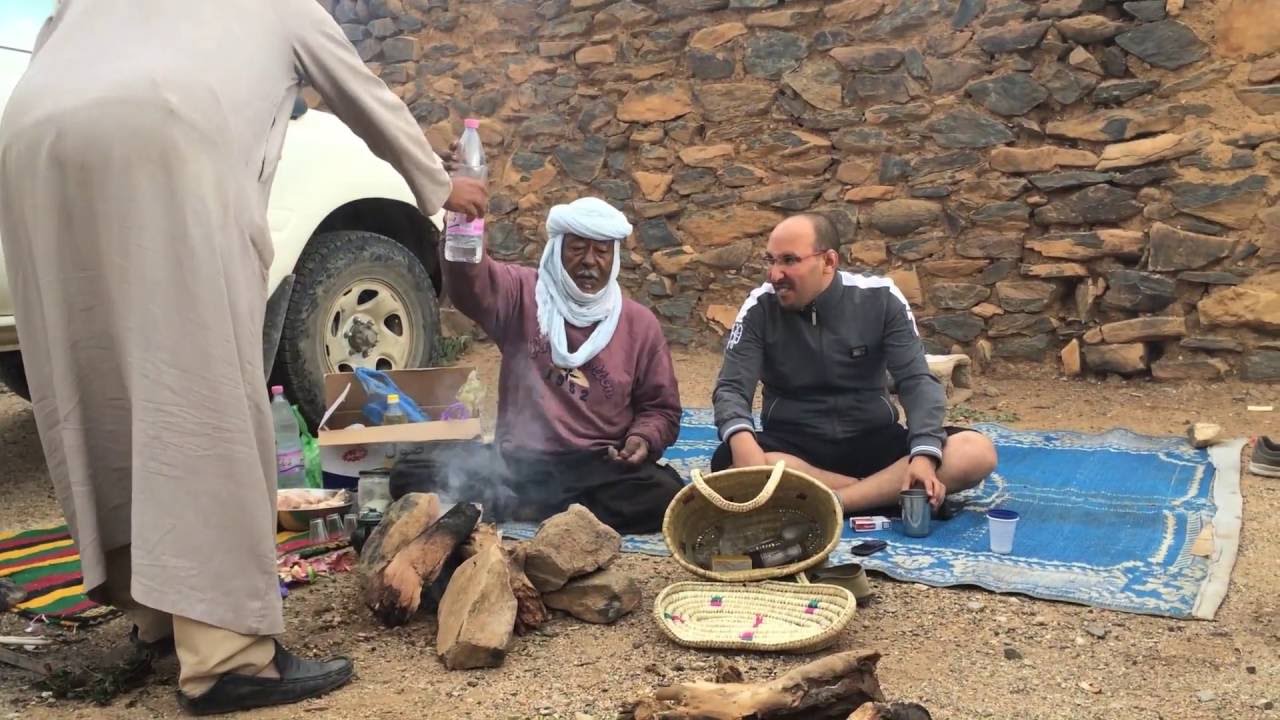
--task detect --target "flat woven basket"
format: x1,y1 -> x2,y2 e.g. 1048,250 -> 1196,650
653,579 -> 856,653
661,461 -> 844,582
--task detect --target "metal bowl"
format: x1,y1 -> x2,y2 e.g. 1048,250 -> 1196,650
277,488 -> 355,532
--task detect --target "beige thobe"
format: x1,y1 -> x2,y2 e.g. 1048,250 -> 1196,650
0,0 -> 452,635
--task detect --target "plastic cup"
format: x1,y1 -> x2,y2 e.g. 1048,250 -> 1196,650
987,508 -> 1019,554
308,518 -> 329,544
325,514 -> 344,540
344,513 -> 358,538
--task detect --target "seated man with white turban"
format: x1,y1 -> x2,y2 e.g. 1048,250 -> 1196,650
421,197 -> 683,533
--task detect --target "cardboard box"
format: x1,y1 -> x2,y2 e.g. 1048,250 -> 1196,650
317,366 -> 484,488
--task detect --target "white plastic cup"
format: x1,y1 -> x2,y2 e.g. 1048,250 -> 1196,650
987,508 -> 1019,554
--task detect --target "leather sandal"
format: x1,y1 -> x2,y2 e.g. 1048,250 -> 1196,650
805,563 -> 873,605
177,640 -> 354,716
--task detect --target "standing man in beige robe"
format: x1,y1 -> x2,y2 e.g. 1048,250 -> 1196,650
0,0 -> 486,714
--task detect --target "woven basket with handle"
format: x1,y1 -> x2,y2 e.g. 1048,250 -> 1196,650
661,461 -> 844,582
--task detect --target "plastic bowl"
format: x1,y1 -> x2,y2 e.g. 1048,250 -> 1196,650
277,488 -> 354,532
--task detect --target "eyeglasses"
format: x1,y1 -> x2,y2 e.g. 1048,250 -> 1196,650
762,251 -> 830,268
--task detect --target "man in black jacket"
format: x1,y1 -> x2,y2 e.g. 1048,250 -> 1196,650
711,214 -> 997,512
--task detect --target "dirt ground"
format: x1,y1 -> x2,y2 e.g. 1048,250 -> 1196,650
1,344 -> 1278,720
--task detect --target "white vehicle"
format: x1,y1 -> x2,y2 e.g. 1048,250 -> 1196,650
0,9 -> 447,426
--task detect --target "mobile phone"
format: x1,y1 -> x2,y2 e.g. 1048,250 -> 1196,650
850,539 -> 888,556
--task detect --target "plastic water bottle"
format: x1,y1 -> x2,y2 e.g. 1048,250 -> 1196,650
443,118 -> 487,264
271,385 -> 306,489
382,393 -> 408,425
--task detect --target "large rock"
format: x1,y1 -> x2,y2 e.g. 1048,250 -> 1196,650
744,31 -> 809,79
994,334 -> 1056,360
1250,56 -> 1280,84
1151,355 -> 1230,381
1095,129 -> 1213,170
1036,62 -> 1099,104
1092,79 -> 1160,106
1084,343 -> 1149,374
594,0 -> 658,31
824,0 -> 886,22
1123,0 -> 1166,20
1103,269 -> 1177,312
957,234 -> 1024,259
357,492 -> 441,578
988,313 -> 1056,337
1147,222 -> 1235,271
553,137 -> 606,183
1115,20 -> 1207,70
965,73 -> 1049,116
976,20 -> 1053,53
1169,175 -> 1269,229
1236,85 -> 1280,115
930,282 -> 991,309
1100,317 -> 1187,343
617,81 -> 693,123
436,544 -> 517,670
698,239 -> 756,270
680,207 -> 785,247
846,72 -> 914,104
1045,104 -> 1198,141
1021,262 -> 1089,278
889,236 -> 945,260
997,280 -> 1058,312
1197,273 -> 1280,331
1026,230 -> 1145,260
1028,171 -> 1114,192
921,313 -> 986,341
1061,338 -> 1083,376
989,146 -> 1098,173
866,199 -> 943,236
784,57 -> 845,111
679,144 -> 735,168
633,171 -> 673,202
690,22 -> 747,49
926,58 -> 989,93
541,568 -> 641,624
1242,350 -> 1280,381
1033,185 -> 1143,225
524,504 -> 621,593
829,45 -> 905,71
889,268 -> 925,306
697,83 -> 777,121
741,181 -> 824,210
925,108 -> 1015,148
1056,14 -> 1128,43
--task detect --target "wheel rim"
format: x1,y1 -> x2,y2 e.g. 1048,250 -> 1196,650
320,278 -> 416,374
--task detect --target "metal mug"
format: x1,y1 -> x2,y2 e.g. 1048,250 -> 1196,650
899,488 -> 931,538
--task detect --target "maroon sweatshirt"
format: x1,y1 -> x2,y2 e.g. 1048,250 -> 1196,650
443,255 -> 682,458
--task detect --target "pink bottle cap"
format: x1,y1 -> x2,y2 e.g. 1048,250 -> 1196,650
271,385 -> 284,395
464,118 -> 480,129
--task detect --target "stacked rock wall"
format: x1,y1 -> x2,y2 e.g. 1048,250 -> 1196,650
319,0 -> 1280,381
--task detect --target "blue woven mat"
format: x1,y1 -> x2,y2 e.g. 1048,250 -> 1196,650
504,409 -> 1244,620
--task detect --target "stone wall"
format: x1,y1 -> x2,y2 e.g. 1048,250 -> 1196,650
317,0 -> 1280,382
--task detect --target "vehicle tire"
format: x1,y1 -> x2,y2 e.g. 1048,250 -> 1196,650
275,231 -> 440,429
0,351 -> 31,402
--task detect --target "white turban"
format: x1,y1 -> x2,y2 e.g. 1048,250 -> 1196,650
534,197 -> 633,369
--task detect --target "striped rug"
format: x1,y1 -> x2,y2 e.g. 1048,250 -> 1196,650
1,525 -> 343,627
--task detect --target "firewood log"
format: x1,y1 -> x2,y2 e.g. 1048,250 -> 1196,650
627,650 -> 885,720
849,702 -> 933,720
364,503 -> 480,627
507,544 -> 549,635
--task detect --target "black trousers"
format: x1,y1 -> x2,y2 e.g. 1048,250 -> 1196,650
710,424 -> 970,479
390,441 -> 683,535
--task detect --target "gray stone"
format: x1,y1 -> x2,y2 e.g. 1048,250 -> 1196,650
542,568 -> 642,625
1039,0 -> 1105,17
1180,272 -> 1243,285
1034,185 -> 1142,226
341,23 -> 370,42
926,58 -> 989,93
744,31 -> 809,79
813,29 -> 854,52
1158,61 -> 1234,98
995,334 -> 1055,360
395,15 -> 424,32
697,83 -> 778,121
1148,223 -> 1234,271
1028,171 -> 1114,191
978,258 -> 1019,284
525,504 -> 622,593
1171,216 -> 1231,236
1179,149 -> 1256,171
846,72 -> 914,105
904,47 -> 928,81
1092,79 -> 1160,105
1224,126 -> 1280,148
379,62 -> 413,85
866,102 -> 933,124
368,17 -> 399,38
740,182 -> 823,210
952,0 -> 987,28
880,155 -> 913,184
689,50 -> 736,80
867,200 -> 943,236
436,545 -> 517,671
1114,165 -> 1176,187
1243,351 -> 1280,381
976,20 -> 1053,53
1084,343 -> 1149,374
1182,336 -> 1245,352
1116,20 -> 1207,70
356,38 -> 383,62
719,165 -> 765,188
655,295 -> 697,320
594,0 -> 657,32
487,222 -> 521,258
865,0 -> 951,40
926,108 -> 1015,148
922,313 -> 987,341
959,235 -> 1024,260
997,280 -> 1058,312
638,219 -> 680,250
930,282 -> 992,309
652,0 -> 729,18
831,46 -> 906,71
989,313 -> 1056,337
1104,269 -> 1177,312
972,201 -> 1031,227
889,236 -> 946,260
1123,0 -> 1166,20
409,98 -> 449,124
913,151 -> 983,178
1169,175 -> 1269,230
832,127 -> 896,152
981,0 -> 1037,27
1236,85 -> 1280,115
1003,645 -> 1025,660
966,73 -> 1050,116
1100,46 -> 1128,77
1036,63 -> 1098,105
672,167 -> 717,195
545,10 -> 595,37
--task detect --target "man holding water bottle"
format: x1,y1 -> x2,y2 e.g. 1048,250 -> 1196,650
0,0 -> 484,714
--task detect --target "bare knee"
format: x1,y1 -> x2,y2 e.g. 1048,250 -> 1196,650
942,431 -> 998,488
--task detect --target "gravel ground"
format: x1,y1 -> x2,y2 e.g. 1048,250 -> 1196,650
1,345 -> 1278,719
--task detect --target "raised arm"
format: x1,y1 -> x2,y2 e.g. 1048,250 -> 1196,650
439,252 -> 527,341
282,0 -> 453,216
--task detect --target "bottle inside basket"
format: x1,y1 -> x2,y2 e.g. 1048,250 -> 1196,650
747,543 -> 804,569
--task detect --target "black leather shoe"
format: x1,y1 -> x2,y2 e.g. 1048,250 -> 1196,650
177,640 -> 354,716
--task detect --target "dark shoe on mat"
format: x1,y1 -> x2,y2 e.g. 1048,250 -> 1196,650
177,640 -> 354,716
128,625 -> 176,661
1250,436 -> 1280,478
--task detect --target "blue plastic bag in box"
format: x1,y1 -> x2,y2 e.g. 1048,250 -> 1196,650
353,367 -> 430,425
